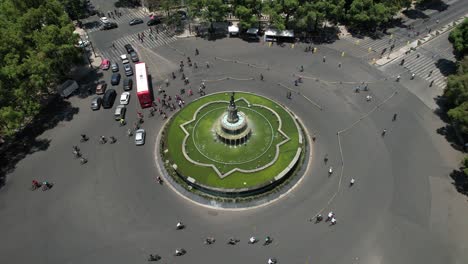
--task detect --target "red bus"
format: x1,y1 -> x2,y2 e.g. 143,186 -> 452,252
135,62 -> 152,108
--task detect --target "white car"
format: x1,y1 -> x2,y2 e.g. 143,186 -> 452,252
120,92 -> 130,105
76,40 -> 89,48
120,54 -> 129,64
100,17 -> 109,24
135,129 -> 145,146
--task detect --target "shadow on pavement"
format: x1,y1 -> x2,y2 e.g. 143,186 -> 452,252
115,0 -> 140,8
435,58 -> 457,77
83,21 -> 100,30
415,0 -> 449,12
449,169 -> 468,197
0,96 -> 79,189
402,9 -> 430,20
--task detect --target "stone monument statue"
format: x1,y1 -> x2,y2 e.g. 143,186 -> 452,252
227,92 -> 239,123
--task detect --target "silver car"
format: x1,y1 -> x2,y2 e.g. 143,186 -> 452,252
135,129 -> 145,145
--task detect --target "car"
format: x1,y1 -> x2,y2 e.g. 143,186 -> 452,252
124,64 -> 133,76
135,129 -> 146,145
100,17 -> 109,24
101,22 -> 118,30
76,40 -> 89,48
120,92 -> 130,105
120,54 -> 129,64
102,89 -> 117,108
91,96 -> 102,110
147,18 -> 161,26
124,44 -> 134,54
129,51 -> 139,62
100,59 -> 110,70
129,18 -> 143,25
111,73 -> 121,85
111,62 -> 119,72
114,105 -> 127,120
95,82 -> 107,94
123,78 -> 133,91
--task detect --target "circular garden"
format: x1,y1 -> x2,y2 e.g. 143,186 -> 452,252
160,92 -> 306,199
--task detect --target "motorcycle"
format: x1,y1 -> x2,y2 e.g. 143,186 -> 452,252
80,135 -> 89,142
205,237 -> 216,245
227,238 -> 240,245
148,254 -> 161,261
157,177 -> 163,185
174,248 -> 186,256
248,237 -> 257,244
263,237 -> 273,246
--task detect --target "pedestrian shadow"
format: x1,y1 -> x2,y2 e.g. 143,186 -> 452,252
435,58 -> 457,77
449,169 -> 468,197
0,96 -> 79,189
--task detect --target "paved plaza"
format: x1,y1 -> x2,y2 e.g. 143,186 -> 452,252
1,2 -> 468,263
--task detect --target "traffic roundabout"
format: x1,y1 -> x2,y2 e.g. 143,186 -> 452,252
159,91 -> 307,201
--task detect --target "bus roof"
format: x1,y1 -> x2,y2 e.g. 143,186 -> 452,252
135,62 -> 148,93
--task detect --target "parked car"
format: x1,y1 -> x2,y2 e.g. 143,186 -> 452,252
124,64 -> 133,76
100,59 -> 110,70
101,22 -> 118,30
100,17 -> 109,24
76,40 -> 89,48
91,96 -> 102,110
111,73 -> 121,85
102,89 -> 117,108
95,82 -> 107,94
129,18 -> 143,25
120,54 -> 129,64
135,129 -> 146,145
130,51 -> 139,62
120,92 -> 130,105
123,78 -> 133,91
111,62 -> 119,72
124,44 -> 134,54
114,105 -> 126,120
147,18 -> 161,26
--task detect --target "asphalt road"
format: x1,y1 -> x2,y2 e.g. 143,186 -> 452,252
1,2 -> 468,264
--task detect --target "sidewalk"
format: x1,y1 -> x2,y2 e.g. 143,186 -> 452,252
74,27 -> 102,68
375,13 -> 468,66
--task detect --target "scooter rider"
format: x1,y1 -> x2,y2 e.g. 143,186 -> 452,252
316,214 -> 323,222
268,258 -> 277,264
249,236 -> 257,244
327,211 -> 334,221
176,222 -> 184,229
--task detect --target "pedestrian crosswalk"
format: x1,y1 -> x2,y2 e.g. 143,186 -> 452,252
96,26 -> 178,63
397,49 -> 455,88
339,33 -> 408,59
85,8 -> 149,33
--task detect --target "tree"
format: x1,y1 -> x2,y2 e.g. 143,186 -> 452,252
0,0 -> 80,137
58,0 -> 87,20
444,71 -> 468,108
449,18 -> 468,57
346,0 -> 397,32
195,0 -> 229,29
448,101 -> 468,135
462,156 -> 468,176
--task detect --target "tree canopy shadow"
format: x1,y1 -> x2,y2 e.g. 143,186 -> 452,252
114,0 -> 141,8
0,96 -> 79,189
449,169 -> 468,197
415,0 -> 449,12
402,9 -> 430,20
82,21 -> 101,30
435,58 -> 457,77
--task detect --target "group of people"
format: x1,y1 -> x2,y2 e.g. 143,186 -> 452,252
72,145 -> 87,164
31,180 -> 53,191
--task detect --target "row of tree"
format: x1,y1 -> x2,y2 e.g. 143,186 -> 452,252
147,0 -> 418,33
444,18 -> 468,175
0,0 -> 81,138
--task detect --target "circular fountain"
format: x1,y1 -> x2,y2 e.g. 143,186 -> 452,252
215,92 -> 251,145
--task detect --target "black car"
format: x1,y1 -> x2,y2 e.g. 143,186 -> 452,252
124,44 -> 134,54
147,18 -> 161,26
129,18 -> 143,25
101,22 -> 118,30
102,89 -> 117,109
111,73 -> 121,85
123,78 -> 133,91
130,51 -> 139,62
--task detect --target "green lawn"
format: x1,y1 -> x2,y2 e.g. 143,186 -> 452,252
163,92 -> 301,189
